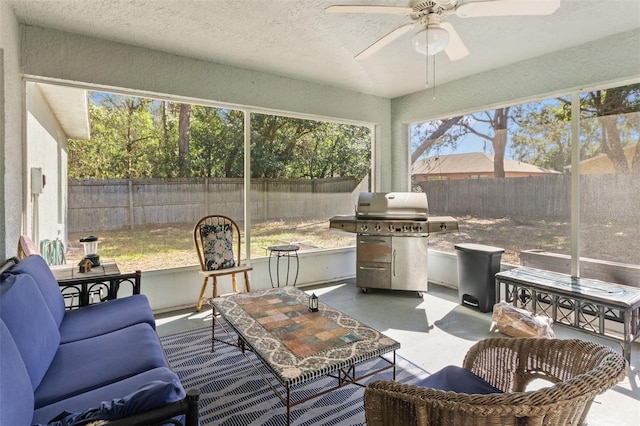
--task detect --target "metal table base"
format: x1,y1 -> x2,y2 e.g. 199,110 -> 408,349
268,244 -> 300,287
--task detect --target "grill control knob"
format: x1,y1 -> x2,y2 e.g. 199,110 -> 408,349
388,225 -> 395,232
360,224 -> 368,232
374,224 -> 381,232
440,223 -> 447,230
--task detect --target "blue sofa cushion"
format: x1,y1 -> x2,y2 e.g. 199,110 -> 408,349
0,272 -> 61,390
0,319 -> 35,426
32,367 -> 183,425
41,378 -> 184,426
59,294 -> 156,343
34,323 -> 168,408
414,365 -> 503,394
6,254 -> 66,327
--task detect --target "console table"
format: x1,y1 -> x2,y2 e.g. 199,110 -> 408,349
51,261 -> 141,309
495,267 -> 640,362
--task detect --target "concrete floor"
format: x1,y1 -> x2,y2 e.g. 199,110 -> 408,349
155,280 -> 640,425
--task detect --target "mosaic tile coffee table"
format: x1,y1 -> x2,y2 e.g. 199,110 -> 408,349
209,286 -> 400,425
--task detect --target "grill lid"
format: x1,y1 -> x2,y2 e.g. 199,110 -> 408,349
356,192 -> 428,220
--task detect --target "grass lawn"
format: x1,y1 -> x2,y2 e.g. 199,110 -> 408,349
66,216 -> 638,272
66,219 -> 356,272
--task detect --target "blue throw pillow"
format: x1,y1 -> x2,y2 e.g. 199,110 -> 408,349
5,254 -> 66,327
414,365 -> 502,394
0,273 -> 61,390
42,379 -> 185,426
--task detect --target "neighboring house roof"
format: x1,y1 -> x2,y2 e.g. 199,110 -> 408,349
412,152 -> 561,175
36,83 -> 90,140
578,145 -> 637,174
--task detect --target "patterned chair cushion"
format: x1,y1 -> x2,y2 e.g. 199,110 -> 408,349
200,224 -> 236,270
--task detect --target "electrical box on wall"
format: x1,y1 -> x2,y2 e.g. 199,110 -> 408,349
31,167 -> 44,194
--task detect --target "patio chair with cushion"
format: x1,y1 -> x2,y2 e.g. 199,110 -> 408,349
193,215 -> 252,311
365,337 -> 627,426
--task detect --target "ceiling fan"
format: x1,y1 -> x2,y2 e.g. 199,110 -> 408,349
325,0 -> 561,61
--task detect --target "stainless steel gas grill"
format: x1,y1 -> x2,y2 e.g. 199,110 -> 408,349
330,192 -> 458,295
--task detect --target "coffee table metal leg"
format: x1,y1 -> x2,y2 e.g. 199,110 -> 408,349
211,314 -> 216,352
393,351 -> 396,380
287,387 -> 291,425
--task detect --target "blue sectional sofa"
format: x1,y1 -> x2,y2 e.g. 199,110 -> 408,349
0,255 -> 199,426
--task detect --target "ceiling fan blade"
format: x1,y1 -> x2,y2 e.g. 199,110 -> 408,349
440,22 -> 469,61
455,0 -> 560,18
324,5 -> 413,15
355,22 -> 417,59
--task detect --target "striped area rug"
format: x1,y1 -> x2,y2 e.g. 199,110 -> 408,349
160,326 -> 429,425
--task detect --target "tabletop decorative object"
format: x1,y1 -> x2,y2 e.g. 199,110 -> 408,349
308,292 -> 319,312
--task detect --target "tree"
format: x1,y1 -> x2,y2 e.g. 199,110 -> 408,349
511,85 -> 640,174
410,116 -> 466,164
581,84 -> 640,173
68,94 -> 158,179
510,100 -> 573,171
152,100 -> 180,178
178,104 -> 191,177
296,123 -> 370,179
190,107 -> 244,178
249,114 -> 370,180
458,107 -> 511,178
250,114 -> 321,179
69,93 -> 372,181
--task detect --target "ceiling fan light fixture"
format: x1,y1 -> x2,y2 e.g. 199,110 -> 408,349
412,25 -> 449,56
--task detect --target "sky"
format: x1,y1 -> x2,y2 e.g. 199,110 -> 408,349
410,120 -> 507,161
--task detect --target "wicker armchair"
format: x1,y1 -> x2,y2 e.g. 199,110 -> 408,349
364,338 -> 627,426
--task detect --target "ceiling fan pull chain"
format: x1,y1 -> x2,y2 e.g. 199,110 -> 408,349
432,54 -> 437,100
425,26 -> 429,88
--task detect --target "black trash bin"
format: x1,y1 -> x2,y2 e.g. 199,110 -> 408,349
455,243 -> 504,313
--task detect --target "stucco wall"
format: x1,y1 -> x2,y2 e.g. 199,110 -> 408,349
25,82 -> 68,249
0,1 -> 23,259
391,29 -> 640,191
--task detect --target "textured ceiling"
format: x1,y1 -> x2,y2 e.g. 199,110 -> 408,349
8,0 -> 640,99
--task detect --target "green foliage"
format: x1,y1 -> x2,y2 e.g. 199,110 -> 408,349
510,85 -> 640,173
579,84 -> 640,173
411,83 -> 639,175
250,114 -> 370,179
69,94 -> 164,179
190,107 -> 244,178
68,93 -> 371,181
510,100 -> 574,171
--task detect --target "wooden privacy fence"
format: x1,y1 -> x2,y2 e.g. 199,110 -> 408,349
420,173 -> 640,224
68,177 -> 363,232
69,174 -> 638,232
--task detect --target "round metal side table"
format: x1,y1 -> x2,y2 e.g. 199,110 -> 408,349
267,244 -> 300,287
